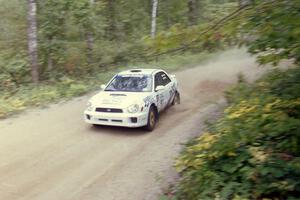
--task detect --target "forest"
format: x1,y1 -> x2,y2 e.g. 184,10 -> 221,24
0,0 -> 240,117
0,0 -> 300,199
0,0 -> 236,86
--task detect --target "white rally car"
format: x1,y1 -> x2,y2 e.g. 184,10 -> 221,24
84,69 -> 180,131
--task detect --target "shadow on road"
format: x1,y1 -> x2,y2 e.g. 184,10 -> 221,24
88,124 -> 149,136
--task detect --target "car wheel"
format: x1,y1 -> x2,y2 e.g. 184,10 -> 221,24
145,106 -> 157,131
171,91 -> 181,106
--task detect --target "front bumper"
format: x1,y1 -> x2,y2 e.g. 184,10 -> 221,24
84,110 -> 148,128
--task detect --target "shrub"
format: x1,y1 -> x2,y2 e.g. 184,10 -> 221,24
175,67 -> 300,200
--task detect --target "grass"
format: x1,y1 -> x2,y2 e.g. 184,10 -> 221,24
0,51 -> 217,119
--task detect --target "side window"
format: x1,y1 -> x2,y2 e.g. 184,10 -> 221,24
154,72 -> 163,88
161,72 -> 171,86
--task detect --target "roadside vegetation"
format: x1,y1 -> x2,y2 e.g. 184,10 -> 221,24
163,0 -> 300,199
0,0 -> 235,118
0,51 -> 215,118
173,67 -> 300,200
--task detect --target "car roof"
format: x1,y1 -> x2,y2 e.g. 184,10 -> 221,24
118,69 -> 160,76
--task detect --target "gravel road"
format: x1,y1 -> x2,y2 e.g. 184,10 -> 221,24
0,49 -> 267,200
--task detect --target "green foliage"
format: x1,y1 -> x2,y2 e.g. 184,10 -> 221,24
0,0 -> 238,94
142,1 -> 237,55
225,0 -> 300,65
0,51 -> 211,118
131,51 -> 217,72
0,55 -> 30,90
174,67 -> 300,200
142,0 -> 300,67
0,0 -> 234,116
0,74 -> 107,119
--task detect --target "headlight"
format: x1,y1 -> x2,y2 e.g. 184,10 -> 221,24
127,104 -> 139,113
86,101 -> 93,111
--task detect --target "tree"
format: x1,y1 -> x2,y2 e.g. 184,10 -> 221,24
86,0 -> 95,65
26,0 -> 39,84
234,0 -> 300,65
239,0 -> 253,7
187,0 -> 199,26
105,0 -> 117,41
151,0 -> 158,38
71,0 -> 97,68
39,0 -> 68,77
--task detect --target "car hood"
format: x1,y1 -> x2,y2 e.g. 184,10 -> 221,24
89,91 -> 150,108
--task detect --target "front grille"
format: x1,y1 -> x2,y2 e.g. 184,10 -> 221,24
111,119 -> 123,123
98,118 -> 108,121
95,108 -> 123,113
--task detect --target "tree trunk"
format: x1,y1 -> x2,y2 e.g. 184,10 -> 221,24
47,53 -> 53,72
239,0 -> 253,7
27,0 -> 39,84
86,0 -> 94,65
151,0 -> 158,39
47,36 -> 53,75
187,0 -> 199,26
86,32 -> 94,65
107,0 -> 116,40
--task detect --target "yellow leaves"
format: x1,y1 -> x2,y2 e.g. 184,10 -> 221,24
225,97 -> 286,121
175,156 -> 205,172
201,132 -> 218,142
263,99 -> 281,113
208,151 -> 221,159
257,81 -> 269,87
0,97 -> 27,118
192,158 -> 204,167
192,132 -> 219,151
0,110 -> 5,118
225,99 -> 258,119
233,195 -> 250,200
228,104 -> 257,119
11,99 -> 26,111
227,151 -> 237,157
249,147 -> 268,163
175,132 -> 221,172
2,98 -> 26,110
291,98 -> 300,106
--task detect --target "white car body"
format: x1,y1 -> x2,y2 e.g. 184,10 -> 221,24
84,69 -> 179,129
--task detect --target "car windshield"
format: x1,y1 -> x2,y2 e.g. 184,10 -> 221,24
105,74 -> 152,92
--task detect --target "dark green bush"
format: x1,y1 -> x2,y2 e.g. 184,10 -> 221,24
175,67 -> 300,200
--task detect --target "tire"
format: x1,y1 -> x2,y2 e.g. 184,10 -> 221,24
171,91 -> 181,106
145,106 -> 157,131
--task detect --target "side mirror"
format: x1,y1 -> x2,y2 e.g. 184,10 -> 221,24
101,84 -> 106,90
170,74 -> 176,79
155,85 -> 165,92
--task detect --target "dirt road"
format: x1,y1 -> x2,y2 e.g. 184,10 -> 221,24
0,49 -> 267,200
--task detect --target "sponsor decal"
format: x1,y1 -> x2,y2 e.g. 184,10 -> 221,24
159,94 -> 164,106
143,96 -> 153,107
167,84 -> 176,105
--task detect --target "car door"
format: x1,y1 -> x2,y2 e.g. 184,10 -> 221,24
154,71 -> 172,111
160,72 -> 173,107
154,72 -> 166,112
